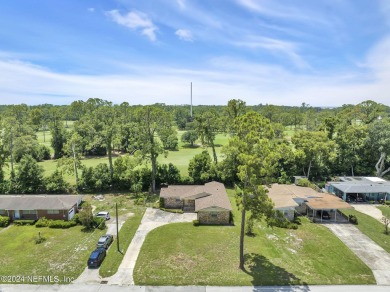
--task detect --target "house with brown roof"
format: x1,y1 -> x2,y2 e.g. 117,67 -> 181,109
0,195 -> 83,221
160,181 -> 232,224
266,184 -> 352,222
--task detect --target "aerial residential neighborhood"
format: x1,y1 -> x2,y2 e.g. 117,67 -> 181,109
1,1 -> 390,292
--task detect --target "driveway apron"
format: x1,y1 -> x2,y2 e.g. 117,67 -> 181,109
106,208 -> 197,285
325,223 -> 390,285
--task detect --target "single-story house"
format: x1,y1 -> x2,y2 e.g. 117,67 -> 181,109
0,195 -> 83,221
326,176 -> 390,202
160,181 -> 232,225
266,184 -> 352,222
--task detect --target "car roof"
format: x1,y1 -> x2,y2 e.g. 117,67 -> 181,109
97,211 -> 109,215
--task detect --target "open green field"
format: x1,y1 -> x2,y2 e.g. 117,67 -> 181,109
133,189 -> 374,286
342,209 -> 390,254
0,224 -> 105,284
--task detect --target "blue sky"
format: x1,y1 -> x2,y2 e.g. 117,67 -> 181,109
0,0 -> 389,106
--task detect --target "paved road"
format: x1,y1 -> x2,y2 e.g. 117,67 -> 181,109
1,284 -> 390,292
353,204 -> 384,221
325,223 -> 390,285
105,208 -> 197,285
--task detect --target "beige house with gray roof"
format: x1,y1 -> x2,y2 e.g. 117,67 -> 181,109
160,181 -> 232,224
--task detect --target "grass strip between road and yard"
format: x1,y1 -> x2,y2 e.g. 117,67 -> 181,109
377,205 -> 390,219
342,209 -> 390,254
99,207 -> 145,278
133,189 -> 374,286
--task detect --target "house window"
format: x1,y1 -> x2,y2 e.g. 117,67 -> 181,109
210,212 -> 218,218
175,198 -> 181,202
22,210 -> 36,215
47,210 -> 60,214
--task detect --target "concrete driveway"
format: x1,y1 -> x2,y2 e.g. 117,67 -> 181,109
352,204 -> 383,221
73,213 -> 134,284
325,223 -> 390,285
105,208 -> 197,285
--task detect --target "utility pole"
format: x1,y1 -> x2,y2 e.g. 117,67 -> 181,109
116,202 -> 120,252
190,82 -> 193,118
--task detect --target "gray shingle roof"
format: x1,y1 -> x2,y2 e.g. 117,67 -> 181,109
160,181 -> 232,211
0,195 -> 83,210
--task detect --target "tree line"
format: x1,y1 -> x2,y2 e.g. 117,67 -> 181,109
0,98 -> 389,194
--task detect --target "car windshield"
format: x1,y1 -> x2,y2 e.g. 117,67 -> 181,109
98,238 -> 106,243
90,251 -> 100,259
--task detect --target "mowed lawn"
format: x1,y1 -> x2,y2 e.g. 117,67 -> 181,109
133,190 -> 374,286
377,205 -> 390,219
0,225 -> 105,284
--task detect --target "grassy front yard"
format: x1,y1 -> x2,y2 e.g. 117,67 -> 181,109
133,190 -> 374,286
0,225 -> 105,284
342,209 -> 390,253
377,205 -> 390,219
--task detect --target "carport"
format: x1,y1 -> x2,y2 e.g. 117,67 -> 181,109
305,194 -> 352,223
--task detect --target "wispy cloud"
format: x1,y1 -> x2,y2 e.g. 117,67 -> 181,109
106,10 -> 158,41
87,8 -> 95,13
234,36 -> 309,69
175,29 -> 193,41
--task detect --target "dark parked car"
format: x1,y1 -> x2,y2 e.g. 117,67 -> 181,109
317,210 -> 331,220
97,234 -> 113,249
87,248 -> 106,268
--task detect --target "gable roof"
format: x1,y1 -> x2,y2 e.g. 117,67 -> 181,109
160,181 -> 232,211
0,195 -> 83,210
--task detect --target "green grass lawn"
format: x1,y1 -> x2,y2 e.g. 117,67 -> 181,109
133,190 -> 374,286
342,209 -> 390,253
377,205 -> 390,219
0,224 -> 105,284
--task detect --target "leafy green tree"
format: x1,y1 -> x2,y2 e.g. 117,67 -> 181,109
228,111 -> 277,269
292,131 -> 336,180
48,108 -> 66,159
44,170 -> 70,194
224,99 -> 246,135
15,154 -> 44,193
188,150 -> 214,184
135,106 -> 172,193
356,100 -> 387,124
78,202 -> 94,229
157,163 -> 181,186
181,130 -> 198,147
195,110 -> 220,163
112,153 -> 142,190
334,124 -> 367,176
365,119 -> 390,177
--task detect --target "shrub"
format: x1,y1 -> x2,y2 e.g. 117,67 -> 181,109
348,214 -> 358,225
159,197 -> 165,208
0,216 -> 10,227
193,220 -> 200,226
13,219 -> 36,226
49,220 -> 77,229
71,213 -> 81,224
369,200 -> 375,204
34,232 -> 46,244
92,217 -> 106,230
36,217 -> 50,227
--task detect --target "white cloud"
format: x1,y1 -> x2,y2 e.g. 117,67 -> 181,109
106,10 -> 158,41
0,52 -> 390,107
234,37 -> 309,69
87,8 -> 95,12
175,29 -> 193,41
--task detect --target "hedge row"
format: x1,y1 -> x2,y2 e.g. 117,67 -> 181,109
36,217 -> 78,229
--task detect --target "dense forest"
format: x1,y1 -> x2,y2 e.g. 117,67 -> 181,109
0,99 -> 389,194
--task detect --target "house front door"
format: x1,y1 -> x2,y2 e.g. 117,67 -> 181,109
14,210 -> 20,219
